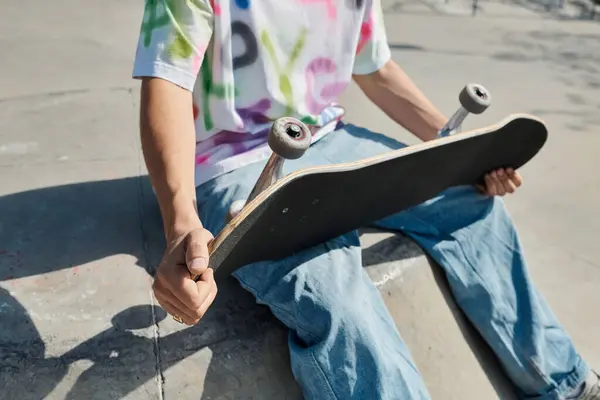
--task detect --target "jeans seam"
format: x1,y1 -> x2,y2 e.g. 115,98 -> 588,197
234,274 -> 321,342
401,208 -> 554,391
309,346 -> 339,400
452,236 -> 552,388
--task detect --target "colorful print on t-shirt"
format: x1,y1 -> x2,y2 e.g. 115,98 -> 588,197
132,0 -> 391,186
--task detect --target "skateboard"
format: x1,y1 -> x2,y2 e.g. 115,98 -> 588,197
192,84 -> 548,283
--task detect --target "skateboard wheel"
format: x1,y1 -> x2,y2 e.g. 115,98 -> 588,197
459,83 -> 491,114
268,117 -> 311,160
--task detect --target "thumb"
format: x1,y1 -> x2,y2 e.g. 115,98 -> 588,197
185,229 -> 213,276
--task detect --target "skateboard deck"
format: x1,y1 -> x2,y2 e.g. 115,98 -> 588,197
205,114 -> 548,282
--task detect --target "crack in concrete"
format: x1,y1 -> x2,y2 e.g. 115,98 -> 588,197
0,155 -> 137,168
128,87 -> 166,400
0,85 -> 138,104
149,291 -> 166,400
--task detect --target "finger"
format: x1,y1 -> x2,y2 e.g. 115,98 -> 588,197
166,268 -> 217,321
198,285 -> 217,318
198,269 -> 218,318
192,269 -> 218,319
185,229 -> 214,276
484,173 -> 497,196
154,288 -> 197,326
154,279 -> 199,324
197,267 -> 216,294
156,293 -> 197,325
162,284 -> 203,322
497,169 -> 516,194
156,266 -> 206,316
507,168 -> 523,187
490,170 -> 506,196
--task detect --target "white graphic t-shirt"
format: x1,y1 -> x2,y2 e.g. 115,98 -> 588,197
132,0 -> 391,186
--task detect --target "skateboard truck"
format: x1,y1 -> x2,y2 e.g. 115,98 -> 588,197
438,83 -> 492,137
228,117 -> 312,221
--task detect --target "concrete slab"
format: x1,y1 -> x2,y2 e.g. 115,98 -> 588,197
0,88 -> 160,399
1,0 -> 142,99
0,89 -> 139,168
385,0 -> 599,19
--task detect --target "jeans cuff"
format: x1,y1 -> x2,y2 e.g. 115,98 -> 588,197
529,356 -> 589,400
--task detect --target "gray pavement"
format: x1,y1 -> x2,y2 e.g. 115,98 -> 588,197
1,0 -> 599,399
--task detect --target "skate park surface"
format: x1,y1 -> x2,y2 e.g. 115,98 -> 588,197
1,0 -> 599,398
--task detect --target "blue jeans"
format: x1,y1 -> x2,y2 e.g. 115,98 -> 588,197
195,123 -> 588,400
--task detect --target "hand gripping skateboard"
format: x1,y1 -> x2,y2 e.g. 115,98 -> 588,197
193,84 -> 547,283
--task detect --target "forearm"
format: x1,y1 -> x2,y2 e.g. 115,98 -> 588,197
140,78 -> 201,241
353,60 -> 447,142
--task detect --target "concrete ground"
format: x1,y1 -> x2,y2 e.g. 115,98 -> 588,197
1,0 -> 599,399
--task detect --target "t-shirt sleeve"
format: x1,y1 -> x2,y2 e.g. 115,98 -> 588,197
352,0 -> 392,75
132,0 -> 214,91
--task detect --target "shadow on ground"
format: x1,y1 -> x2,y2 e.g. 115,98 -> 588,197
0,281 -> 301,399
0,176 -> 300,398
0,177 -> 154,281
0,177 -> 515,399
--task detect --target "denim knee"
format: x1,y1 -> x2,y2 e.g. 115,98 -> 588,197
233,240 -> 390,339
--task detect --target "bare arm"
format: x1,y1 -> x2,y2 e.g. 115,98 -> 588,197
140,77 -> 202,241
132,0 -> 218,326
353,59 -> 447,142
139,77 -> 217,326
354,59 -> 523,196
